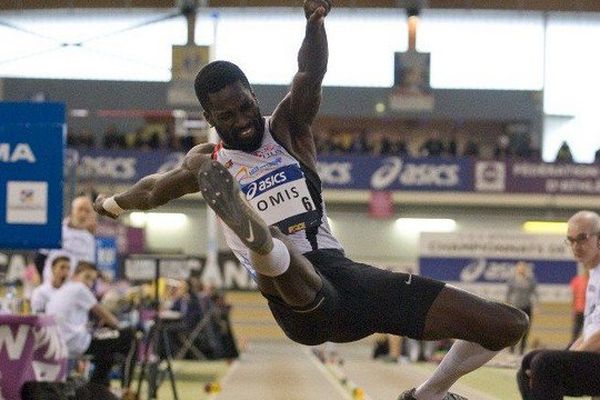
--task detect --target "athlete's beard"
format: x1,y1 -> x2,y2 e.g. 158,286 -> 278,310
219,116 -> 265,152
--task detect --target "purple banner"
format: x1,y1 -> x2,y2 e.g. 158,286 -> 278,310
507,161 -> 600,195
0,314 -> 68,400
317,155 -> 474,191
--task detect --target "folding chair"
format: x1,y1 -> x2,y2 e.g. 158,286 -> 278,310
174,308 -> 216,360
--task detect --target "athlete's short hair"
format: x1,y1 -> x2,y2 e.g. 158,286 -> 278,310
194,60 -> 251,111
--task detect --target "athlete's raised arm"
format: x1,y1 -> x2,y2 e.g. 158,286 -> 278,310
93,143 -> 214,218
273,0 -> 331,134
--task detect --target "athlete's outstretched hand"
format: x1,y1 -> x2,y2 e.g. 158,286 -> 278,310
304,0 -> 331,20
93,193 -> 119,219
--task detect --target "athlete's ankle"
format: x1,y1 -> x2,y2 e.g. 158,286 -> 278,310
250,238 -> 290,277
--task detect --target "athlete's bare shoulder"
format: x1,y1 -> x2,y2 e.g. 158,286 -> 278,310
182,143 -> 216,172
187,142 -> 216,155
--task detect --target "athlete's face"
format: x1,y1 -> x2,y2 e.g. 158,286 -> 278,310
204,81 -> 265,152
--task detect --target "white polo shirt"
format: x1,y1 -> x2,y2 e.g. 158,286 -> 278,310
30,282 -> 59,314
583,264 -> 600,341
46,281 -> 98,357
42,224 -> 96,282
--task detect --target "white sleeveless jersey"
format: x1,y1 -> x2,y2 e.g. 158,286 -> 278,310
213,117 -> 342,278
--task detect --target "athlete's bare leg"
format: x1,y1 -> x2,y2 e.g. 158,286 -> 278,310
402,286 -> 528,400
422,285 -> 528,349
198,160 -> 322,307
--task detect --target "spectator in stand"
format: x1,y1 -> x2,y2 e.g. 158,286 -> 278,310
314,130 -> 331,154
329,132 -> 346,154
379,135 -> 389,155
126,127 -> 145,149
379,134 -> 407,156
350,131 -> 369,154
447,135 -> 458,157
514,134 -> 535,160
77,128 -> 96,148
67,128 -> 95,148
420,131 -> 445,157
463,138 -> 480,158
369,132 -> 384,155
494,134 -> 513,160
570,269 -> 589,345
555,141 -> 573,163
103,124 -> 126,149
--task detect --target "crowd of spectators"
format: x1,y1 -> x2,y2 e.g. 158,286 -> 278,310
67,123 -> 200,153
315,129 -> 542,161
67,121 -> 600,164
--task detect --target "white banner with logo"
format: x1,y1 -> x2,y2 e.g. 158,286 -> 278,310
419,231 -> 577,302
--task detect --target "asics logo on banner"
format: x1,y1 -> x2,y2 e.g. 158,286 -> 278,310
246,171 -> 287,200
460,259 -> 523,282
371,157 -> 460,190
371,157 -> 404,189
0,143 -> 36,163
78,156 -> 136,179
317,162 -> 352,185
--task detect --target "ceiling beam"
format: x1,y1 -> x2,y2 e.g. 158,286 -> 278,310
1,0 -> 599,12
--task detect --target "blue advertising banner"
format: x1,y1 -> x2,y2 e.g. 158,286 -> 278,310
63,149 -> 600,196
0,102 -> 64,249
96,236 -> 118,280
66,148 -> 182,184
420,257 -> 576,285
317,155 -> 474,191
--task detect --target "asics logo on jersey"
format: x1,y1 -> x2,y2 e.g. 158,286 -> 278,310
246,171 -> 287,199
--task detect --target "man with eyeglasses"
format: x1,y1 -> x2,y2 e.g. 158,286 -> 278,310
517,210 -> 600,399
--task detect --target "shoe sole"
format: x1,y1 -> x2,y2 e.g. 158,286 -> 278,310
198,160 -> 272,254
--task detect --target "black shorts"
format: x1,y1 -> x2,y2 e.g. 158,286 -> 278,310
263,249 -> 445,346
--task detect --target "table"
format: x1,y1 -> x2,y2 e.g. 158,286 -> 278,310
0,314 -> 68,400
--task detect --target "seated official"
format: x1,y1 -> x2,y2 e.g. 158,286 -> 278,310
517,211 -> 600,399
30,255 -> 70,314
46,262 -> 136,388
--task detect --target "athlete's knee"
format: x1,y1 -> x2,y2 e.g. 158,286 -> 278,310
483,303 -> 529,350
504,305 -> 530,345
